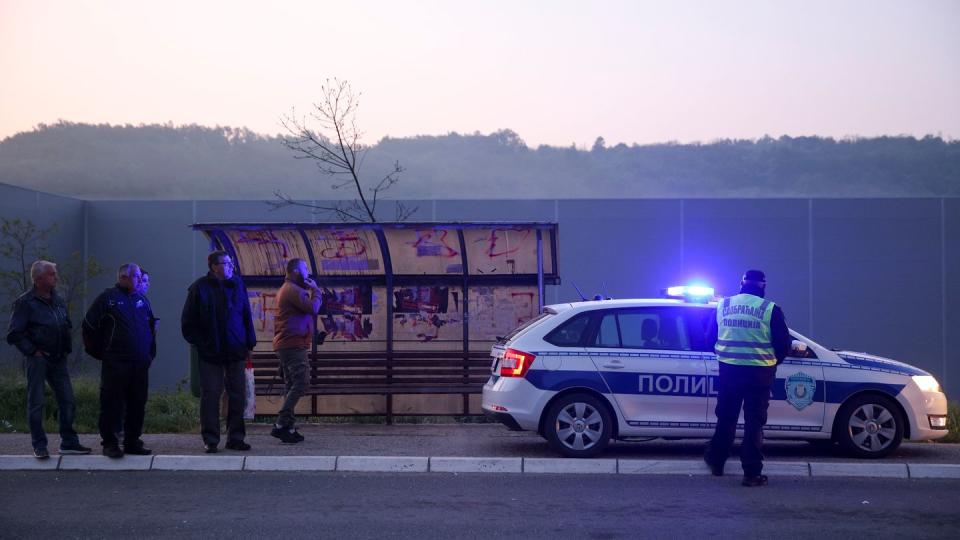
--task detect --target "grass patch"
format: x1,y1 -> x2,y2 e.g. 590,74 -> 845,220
0,369 -> 199,434
943,401 -> 960,443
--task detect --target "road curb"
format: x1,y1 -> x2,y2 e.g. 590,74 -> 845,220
152,455 -> 244,471
336,456 -> 429,473
524,458 -> 617,474
1,455 -> 959,478
429,457 -> 522,473
245,456 -> 337,471
60,455 -> 153,471
810,462 -> 908,478
618,459 -> 710,475
906,463 -> 960,479
0,455 -> 61,470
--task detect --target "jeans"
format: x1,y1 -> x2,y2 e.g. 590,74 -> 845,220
276,348 -> 309,428
199,359 -> 246,446
705,362 -> 776,477
26,355 -> 79,451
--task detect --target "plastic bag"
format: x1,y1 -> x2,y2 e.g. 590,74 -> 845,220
244,358 -> 256,420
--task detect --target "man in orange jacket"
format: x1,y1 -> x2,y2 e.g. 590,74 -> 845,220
272,258 -> 322,444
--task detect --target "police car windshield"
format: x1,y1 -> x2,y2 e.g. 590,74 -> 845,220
789,329 -> 824,350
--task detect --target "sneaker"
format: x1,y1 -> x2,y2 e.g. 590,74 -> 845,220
703,455 -> 724,477
742,475 -> 769,487
204,443 -> 218,454
102,444 -> 124,459
271,426 -> 301,444
33,447 -> 50,460
123,444 -> 152,456
60,443 -> 92,455
224,440 -> 251,451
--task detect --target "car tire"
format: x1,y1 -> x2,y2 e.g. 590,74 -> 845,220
543,393 -> 612,458
834,393 -> 904,459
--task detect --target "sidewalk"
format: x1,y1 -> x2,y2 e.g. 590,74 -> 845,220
2,424 -> 959,477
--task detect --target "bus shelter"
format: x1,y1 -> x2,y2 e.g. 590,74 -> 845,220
191,222 -> 560,419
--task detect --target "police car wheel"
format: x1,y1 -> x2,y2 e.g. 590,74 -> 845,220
544,393 -> 612,458
835,394 -> 904,459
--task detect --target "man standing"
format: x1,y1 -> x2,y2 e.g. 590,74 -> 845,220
272,258 -> 322,444
704,270 -> 791,487
6,260 -> 91,459
181,251 -> 256,453
83,263 -> 155,458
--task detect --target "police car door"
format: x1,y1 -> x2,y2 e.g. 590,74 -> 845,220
704,334 -> 826,433
766,338 -> 825,432
587,307 -> 709,426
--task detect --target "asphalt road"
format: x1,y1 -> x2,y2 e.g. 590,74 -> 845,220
1,471 -> 958,539
2,424 -> 958,462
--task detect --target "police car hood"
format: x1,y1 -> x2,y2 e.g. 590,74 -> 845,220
833,350 -> 931,377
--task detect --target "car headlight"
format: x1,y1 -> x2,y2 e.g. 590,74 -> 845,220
912,375 -> 942,393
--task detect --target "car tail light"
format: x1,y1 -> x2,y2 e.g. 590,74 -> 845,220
500,348 -> 536,377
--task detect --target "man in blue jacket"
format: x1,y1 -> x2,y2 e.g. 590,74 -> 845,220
6,260 -> 91,459
181,251 -> 256,453
83,263 -> 156,458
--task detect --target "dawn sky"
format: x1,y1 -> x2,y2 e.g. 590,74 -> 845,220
1,0 -> 957,147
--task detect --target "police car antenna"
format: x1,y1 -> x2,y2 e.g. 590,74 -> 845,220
571,281 -> 588,301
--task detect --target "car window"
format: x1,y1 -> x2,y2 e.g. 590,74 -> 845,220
502,312 -> 552,342
590,308 -> 692,351
594,313 -> 620,347
544,313 -> 592,347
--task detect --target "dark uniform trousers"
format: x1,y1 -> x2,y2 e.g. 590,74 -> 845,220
99,360 -> 149,448
198,359 -> 246,446
705,362 -> 777,477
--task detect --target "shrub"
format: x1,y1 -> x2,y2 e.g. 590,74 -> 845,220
0,370 -> 198,434
944,401 -> 960,443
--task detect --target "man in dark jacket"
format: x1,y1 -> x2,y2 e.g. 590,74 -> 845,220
83,263 -> 156,458
6,260 -> 91,459
181,251 -> 256,453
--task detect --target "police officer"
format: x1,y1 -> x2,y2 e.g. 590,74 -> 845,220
704,270 -> 791,486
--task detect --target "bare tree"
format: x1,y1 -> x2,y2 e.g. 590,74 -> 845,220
0,218 -> 105,367
272,79 -> 416,222
0,218 -> 55,300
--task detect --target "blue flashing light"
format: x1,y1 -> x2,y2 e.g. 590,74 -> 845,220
664,284 -> 715,302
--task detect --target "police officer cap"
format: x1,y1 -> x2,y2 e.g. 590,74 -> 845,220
742,269 -> 766,283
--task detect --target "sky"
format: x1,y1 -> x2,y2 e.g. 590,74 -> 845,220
0,0 -> 958,147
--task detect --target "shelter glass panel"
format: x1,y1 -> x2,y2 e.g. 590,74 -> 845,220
305,228 -> 384,276
464,227 -> 549,275
383,228 -> 463,275
468,285 -> 539,345
392,285 -> 464,350
226,229 -> 310,276
317,284 -> 387,352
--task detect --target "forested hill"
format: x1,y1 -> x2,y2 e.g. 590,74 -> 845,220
1,122 -> 957,199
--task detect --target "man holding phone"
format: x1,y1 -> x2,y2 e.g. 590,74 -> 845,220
271,258 -> 322,444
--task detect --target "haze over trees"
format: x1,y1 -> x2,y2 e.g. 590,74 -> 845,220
0,121 -> 957,199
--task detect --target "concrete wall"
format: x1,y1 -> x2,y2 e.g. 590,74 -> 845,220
3,186 -> 957,400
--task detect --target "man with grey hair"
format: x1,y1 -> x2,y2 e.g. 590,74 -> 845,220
83,263 -> 156,458
6,260 -> 91,459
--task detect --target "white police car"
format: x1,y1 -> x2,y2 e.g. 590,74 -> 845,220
482,286 -> 949,458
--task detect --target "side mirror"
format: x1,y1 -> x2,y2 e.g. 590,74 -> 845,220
791,340 -> 808,357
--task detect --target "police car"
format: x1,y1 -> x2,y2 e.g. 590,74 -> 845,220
482,286 -> 949,458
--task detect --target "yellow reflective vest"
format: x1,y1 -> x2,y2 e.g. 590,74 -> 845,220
714,294 -> 777,367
